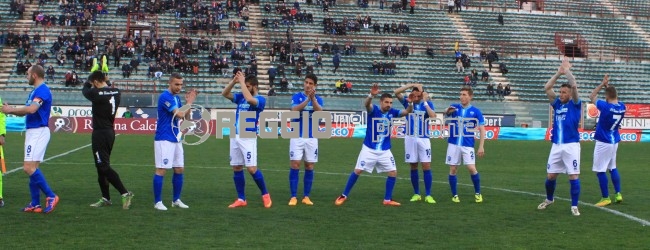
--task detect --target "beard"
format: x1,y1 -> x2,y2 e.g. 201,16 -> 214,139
28,76 -> 35,85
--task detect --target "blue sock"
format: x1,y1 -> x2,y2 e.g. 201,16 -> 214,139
172,173 -> 183,201
545,178 -> 556,201
610,168 -> 621,193
289,168 -> 299,197
385,176 -> 396,200
28,177 -> 40,206
304,169 -> 314,197
596,172 -> 609,198
448,175 -> 457,196
233,170 -> 246,200
570,179 -> 580,206
410,169 -> 420,195
423,169 -> 432,196
342,172 -> 359,197
252,170 -> 268,195
33,169 -> 55,198
153,174 -> 163,203
471,173 -> 481,194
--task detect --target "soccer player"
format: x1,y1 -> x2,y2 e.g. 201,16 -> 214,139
589,74 -> 625,207
82,71 -> 134,209
288,73 -> 323,206
444,86 -> 485,203
537,58 -> 582,216
222,71 -> 272,208
1,65 -> 59,214
0,95 -> 5,207
394,83 -> 437,204
153,73 -> 197,211
334,84 -> 412,206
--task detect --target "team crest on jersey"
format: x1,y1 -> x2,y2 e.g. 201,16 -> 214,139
406,154 -> 410,159
163,159 -> 169,165
390,157 -> 394,163
290,151 -> 294,157
447,156 -> 451,162
470,111 -> 474,115
165,101 -> 171,107
360,161 -> 366,166
547,164 -> 550,170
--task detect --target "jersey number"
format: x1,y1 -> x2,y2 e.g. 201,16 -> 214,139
610,114 -> 622,130
109,96 -> 116,115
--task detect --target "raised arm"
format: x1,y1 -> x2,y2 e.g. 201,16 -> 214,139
365,83 -> 380,112
545,68 -> 562,103
421,91 -> 436,118
393,83 -> 414,101
238,74 -> 258,106
590,74 -> 608,104
399,101 -> 413,117
82,81 -> 96,101
564,68 -> 579,103
221,72 -> 240,101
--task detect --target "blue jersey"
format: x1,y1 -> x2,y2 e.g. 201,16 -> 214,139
594,100 -> 626,144
551,98 -> 582,144
446,104 -> 485,147
233,93 -> 266,135
25,83 -> 52,129
291,92 -> 324,138
155,90 -> 182,142
363,105 -> 401,151
401,99 -> 434,138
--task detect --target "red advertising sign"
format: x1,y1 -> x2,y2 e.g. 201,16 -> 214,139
545,128 -> 641,142
49,117 -> 158,134
625,104 -> 650,118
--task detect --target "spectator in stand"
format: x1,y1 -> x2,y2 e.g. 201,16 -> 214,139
409,0 -> 415,14
464,74 -> 471,86
332,53 -> 340,73
504,84 -> 511,96
122,63 -> 131,78
456,59 -> 464,73
65,71 -> 73,87
487,83 -> 495,98
280,77 -> 289,92
482,70 -> 490,81
345,81 -> 352,93
335,78 -> 344,93
447,0 -> 454,13
268,66 -> 277,86
497,83 -> 504,101
268,87 -> 277,96
46,65 -> 56,82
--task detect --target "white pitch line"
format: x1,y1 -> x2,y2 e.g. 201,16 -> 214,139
17,162 -> 650,226
3,135 -> 120,176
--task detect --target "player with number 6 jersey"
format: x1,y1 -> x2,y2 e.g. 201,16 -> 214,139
538,58 -> 582,216
83,71 -> 134,209
589,74 -> 625,207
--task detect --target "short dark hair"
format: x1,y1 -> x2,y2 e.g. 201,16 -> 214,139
411,87 -> 421,92
245,75 -> 259,87
605,85 -> 618,99
460,86 -> 473,96
560,83 -> 571,89
30,65 -> 45,78
169,73 -> 183,81
305,73 -> 318,85
380,93 -> 393,101
87,71 -> 106,83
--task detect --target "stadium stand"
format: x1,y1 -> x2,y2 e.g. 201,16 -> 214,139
1,0 -> 649,127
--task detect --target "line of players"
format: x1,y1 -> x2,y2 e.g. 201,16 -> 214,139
0,59 -> 625,216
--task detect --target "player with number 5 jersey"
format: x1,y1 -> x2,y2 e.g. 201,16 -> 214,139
589,74 -> 625,207
222,71 -> 272,208
83,71 -> 134,209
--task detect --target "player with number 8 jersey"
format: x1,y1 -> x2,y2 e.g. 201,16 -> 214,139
83,71 -> 134,209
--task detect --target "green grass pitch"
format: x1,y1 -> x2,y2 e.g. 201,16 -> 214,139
1,132 -> 649,249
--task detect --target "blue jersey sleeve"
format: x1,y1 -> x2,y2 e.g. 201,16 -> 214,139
551,98 -> 562,110
391,108 -> 401,118
290,93 -> 301,108
572,99 -> 582,108
317,96 -> 324,108
159,93 -> 178,113
400,98 -> 409,109
596,99 -> 607,111
32,87 -> 51,107
427,101 -> 435,111
232,93 -> 243,104
475,107 -> 485,125
255,96 -> 266,111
